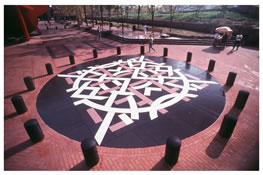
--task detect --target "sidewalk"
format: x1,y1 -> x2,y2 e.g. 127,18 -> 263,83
4,24 -> 259,170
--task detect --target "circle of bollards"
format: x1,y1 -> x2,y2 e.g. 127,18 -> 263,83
93,49 -> 98,58
24,76 -> 35,91
234,90 -> 250,110
69,55 -> 75,64
117,46 -> 121,55
164,136 -> 181,165
208,59 -> 216,72
45,63 -> 54,75
81,138 -> 99,167
11,95 -> 28,114
226,72 -> 237,87
163,47 -> 168,57
140,45 -> 145,55
219,114 -> 237,138
186,52 -> 192,63
24,119 -> 45,143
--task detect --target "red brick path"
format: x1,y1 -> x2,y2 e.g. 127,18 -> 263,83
4,26 -> 259,170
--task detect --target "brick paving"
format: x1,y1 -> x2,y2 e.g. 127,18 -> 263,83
3,23 -> 259,171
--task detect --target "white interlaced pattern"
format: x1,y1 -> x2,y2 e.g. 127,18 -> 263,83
58,56 -> 218,145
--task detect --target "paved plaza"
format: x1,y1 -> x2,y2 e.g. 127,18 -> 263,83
4,23 -> 259,170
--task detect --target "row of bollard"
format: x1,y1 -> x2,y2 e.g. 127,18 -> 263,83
10,45 -> 250,168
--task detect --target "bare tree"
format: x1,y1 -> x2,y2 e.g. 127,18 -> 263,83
120,6 -> 124,34
193,5 -> 205,18
220,5 -> 228,18
106,5 -> 112,30
125,6 -> 129,26
100,5 -> 103,31
169,5 -> 177,32
147,5 -> 155,28
137,5 -> 141,28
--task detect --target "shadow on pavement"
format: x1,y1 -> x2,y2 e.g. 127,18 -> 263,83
4,112 -> 18,121
151,157 -> 174,171
4,139 -> 33,160
205,133 -> 230,159
4,90 -> 28,99
202,47 -> 223,54
70,160 -> 92,171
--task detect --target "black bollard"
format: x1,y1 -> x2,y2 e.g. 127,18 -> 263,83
81,138 -> 99,167
219,114 -> 237,138
163,47 -> 168,57
186,52 -> 192,62
69,55 -> 75,64
45,63 -> 53,75
208,59 -> 216,72
164,136 -> 181,165
24,76 -> 35,91
226,72 -> 237,86
55,26 -> 58,30
24,119 -> 44,143
64,25 -> 66,29
93,49 -> 98,58
117,46 -> 121,55
132,25 -> 136,31
11,95 -> 28,114
140,46 -> 144,55
46,26 -> 49,30
234,90 -> 250,110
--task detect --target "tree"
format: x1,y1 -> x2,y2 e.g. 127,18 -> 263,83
106,5 -> 112,30
137,5 -> 141,28
220,5 -> 228,18
125,6 -> 129,26
147,5 -> 155,28
120,6 -> 124,34
169,5 -> 177,32
193,5 -> 205,18
100,5 -> 103,31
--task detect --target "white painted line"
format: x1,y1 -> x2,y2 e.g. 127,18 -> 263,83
144,87 -> 162,96
190,83 -> 203,90
127,95 -> 139,120
94,111 -> 115,145
118,113 -> 134,125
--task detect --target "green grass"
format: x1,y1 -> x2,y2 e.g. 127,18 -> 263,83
124,10 -> 258,24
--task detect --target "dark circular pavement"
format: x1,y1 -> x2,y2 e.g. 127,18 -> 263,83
36,55 -> 225,148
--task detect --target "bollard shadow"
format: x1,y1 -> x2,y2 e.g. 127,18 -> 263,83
205,133 -> 230,159
202,47 -> 222,54
4,90 -> 28,99
4,139 -> 33,160
223,84 -> 231,93
151,157 -> 174,171
228,106 -> 242,118
70,160 -> 92,171
4,112 -> 18,121
32,74 -> 49,80
57,63 -> 72,68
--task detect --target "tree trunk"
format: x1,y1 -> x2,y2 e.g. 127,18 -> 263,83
91,6 -> 94,27
100,5 -> 103,31
137,5 -> 140,28
83,6 -> 87,21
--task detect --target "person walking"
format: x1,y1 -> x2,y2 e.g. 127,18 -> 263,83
97,26 -> 101,40
144,25 -> 147,37
149,34 -> 155,52
232,33 -> 243,50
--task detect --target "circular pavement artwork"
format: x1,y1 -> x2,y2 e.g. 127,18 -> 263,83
37,55 -> 225,148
